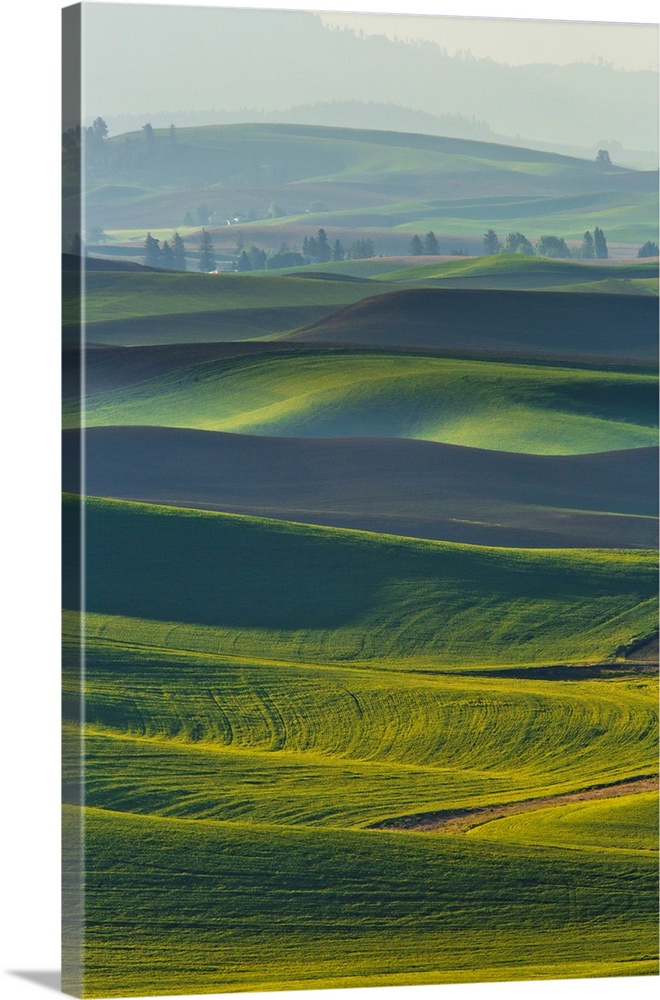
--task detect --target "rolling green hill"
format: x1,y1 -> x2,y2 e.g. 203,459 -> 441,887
467,792 -> 658,853
62,495 -> 657,667
65,349 -> 658,455
82,123 -> 658,244
64,805 -> 658,996
370,254 -> 660,287
66,118 -> 659,1000
62,270 -> 391,344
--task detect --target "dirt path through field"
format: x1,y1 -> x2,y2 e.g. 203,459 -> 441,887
372,774 -> 659,834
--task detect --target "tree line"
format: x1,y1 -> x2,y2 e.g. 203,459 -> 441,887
142,228 -> 379,273
409,232 -> 439,255
143,232 -> 188,270
482,228 -> 609,259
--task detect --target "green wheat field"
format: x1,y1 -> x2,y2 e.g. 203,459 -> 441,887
63,117 -> 659,998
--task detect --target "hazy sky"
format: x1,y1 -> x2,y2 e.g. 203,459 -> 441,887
319,12 -> 658,70
78,1 -> 659,114
79,1 -> 660,84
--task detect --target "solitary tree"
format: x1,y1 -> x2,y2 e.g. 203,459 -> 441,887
581,231 -> 595,259
91,117 -> 108,141
637,241 -> 659,258
144,232 -> 161,267
198,229 -> 216,272
424,231 -> 439,255
410,235 -> 424,255
142,122 -> 155,154
596,148 -> 612,168
483,229 -> 500,255
593,226 -> 608,259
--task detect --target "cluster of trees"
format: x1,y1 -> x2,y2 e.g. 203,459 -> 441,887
346,238 -> 376,259
482,228 -> 608,259
234,231 -> 376,272
144,231 -> 187,270
409,232 -> 440,255
300,230 -> 376,262
62,117 -> 109,172
580,228 -> 608,259
302,229 -> 332,262
637,241 -> 659,258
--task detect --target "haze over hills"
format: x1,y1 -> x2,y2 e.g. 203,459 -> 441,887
75,122 -> 658,247
82,6 -> 658,158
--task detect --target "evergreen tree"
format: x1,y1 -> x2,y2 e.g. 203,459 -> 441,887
424,231 -> 439,255
160,241 -> 174,269
333,240 -> 345,261
305,236 -> 319,259
410,235 -> 424,255
144,232 -> 161,267
581,231 -> 595,259
68,232 -> 84,256
317,229 -> 331,263
348,239 -> 375,260
248,246 -> 267,270
172,232 -> 187,271
198,229 -> 216,272
91,117 -> 108,141
236,249 -> 251,272
197,204 -> 210,226
593,227 -> 608,259
482,229 -> 500,255
183,212 -> 194,227
637,241 -> 659,258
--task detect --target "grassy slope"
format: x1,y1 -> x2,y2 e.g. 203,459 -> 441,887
62,271 -> 394,345
62,625 -> 658,826
62,492 -> 659,992
372,254 -> 659,285
62,495 -> 658,667
63,427 -> 659,549
87,123 -> 657,240
64,805 -> 658,997
280,192 -> 658,243
66,350 -> 658,455
467,792 -> 658,853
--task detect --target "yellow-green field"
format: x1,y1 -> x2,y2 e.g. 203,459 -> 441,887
63,236 -> 658,994
62,494 -> 658,994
